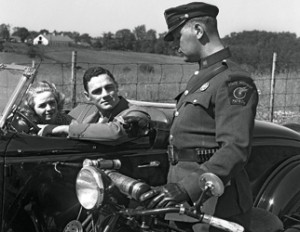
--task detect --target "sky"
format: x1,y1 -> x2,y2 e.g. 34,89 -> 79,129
1,0 -> 300,38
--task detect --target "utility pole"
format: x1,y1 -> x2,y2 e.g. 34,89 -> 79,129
71,51 -> 77,108
269,52 -> 277,122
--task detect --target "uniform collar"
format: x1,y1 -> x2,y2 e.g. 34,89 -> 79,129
199,47 -> 231,69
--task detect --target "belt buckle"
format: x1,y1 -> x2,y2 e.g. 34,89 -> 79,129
167,145 -> 178,165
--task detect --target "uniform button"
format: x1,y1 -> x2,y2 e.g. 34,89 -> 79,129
169,134 -> 174,143
184,90 -> 189,95
194,71 -> 199,75
174,111 -> 179,116
200,82 -> 210,91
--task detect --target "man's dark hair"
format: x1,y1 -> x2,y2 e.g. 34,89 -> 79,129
83,66 -> 117,92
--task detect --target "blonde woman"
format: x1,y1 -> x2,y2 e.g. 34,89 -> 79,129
15,81 -> 73,133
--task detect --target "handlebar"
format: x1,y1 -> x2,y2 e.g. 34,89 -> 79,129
119,206 -> 244,232
201,214 -> 244,232
83,158 -> 121,169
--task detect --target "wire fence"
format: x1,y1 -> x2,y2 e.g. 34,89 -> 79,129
4,60 -> 300,125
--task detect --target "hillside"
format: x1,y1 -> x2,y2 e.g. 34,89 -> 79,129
0,43 -> 197,106
1,42 -> 300,124
1,42 -> 186,65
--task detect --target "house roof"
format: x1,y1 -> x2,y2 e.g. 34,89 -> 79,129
42,34 -> 74,42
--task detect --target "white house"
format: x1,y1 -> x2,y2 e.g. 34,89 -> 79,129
33,34 -> 49,45
33,34 -> 74,46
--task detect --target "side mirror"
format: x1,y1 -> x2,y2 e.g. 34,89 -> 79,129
199,173 -> 224,197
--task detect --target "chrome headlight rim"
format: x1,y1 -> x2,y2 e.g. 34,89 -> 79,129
76,166 -> 104,210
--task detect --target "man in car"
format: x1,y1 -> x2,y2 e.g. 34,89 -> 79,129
38,66 -> 150,142
140,2 -> 259,232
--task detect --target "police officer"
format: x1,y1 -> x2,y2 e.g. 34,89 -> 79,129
140,2 -> 258,232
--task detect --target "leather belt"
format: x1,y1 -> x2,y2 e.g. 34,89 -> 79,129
167,145 -> 218,165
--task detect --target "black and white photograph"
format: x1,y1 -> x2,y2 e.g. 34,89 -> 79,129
0,1 -> 300,232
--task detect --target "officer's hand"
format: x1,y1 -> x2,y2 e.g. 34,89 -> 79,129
139,183 -> 189,208
123,116 -> 150,138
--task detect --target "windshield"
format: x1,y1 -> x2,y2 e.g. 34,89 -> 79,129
0,64 -> 37,128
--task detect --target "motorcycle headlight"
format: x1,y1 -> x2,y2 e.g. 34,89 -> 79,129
76,166 -> 104,210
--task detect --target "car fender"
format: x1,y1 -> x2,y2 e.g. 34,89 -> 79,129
5,162 -> 80,231
253,155 -> 300,219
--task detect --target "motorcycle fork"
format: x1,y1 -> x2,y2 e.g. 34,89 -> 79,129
102,214 -> 120,232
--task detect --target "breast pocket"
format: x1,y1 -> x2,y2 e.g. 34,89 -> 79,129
183,92 -> 212,110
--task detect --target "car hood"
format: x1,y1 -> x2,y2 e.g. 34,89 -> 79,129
253,120 -> 300,146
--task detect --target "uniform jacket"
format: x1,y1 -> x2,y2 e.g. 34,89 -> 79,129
68,97 -> 148,143
168,47 -> 259,218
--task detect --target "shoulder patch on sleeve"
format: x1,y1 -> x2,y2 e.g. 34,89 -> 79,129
227,76 -> 255,106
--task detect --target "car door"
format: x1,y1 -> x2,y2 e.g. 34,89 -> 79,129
0,132 -> 15,231
0,141 -> 5,230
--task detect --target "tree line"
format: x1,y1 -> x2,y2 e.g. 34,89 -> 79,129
1,23 -> 300,73
223,31 -> 300,73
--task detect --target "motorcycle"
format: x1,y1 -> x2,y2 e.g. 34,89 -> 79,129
62,158 -> 244,232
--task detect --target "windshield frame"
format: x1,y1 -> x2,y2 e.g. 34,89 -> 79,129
0,64 -> 38,129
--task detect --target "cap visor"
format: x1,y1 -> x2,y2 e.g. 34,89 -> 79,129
164,19 -> 187,41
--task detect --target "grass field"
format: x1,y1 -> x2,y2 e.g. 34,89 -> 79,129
1,43 -> 188,64
0,43 -> 198,107
2,43 -> 300,124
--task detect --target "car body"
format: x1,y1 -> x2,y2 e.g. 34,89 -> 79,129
0,64 -> 300,231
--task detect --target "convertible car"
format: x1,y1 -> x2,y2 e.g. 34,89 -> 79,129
0,64 -> 300,232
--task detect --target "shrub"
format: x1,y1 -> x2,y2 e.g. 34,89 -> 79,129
27,45 -> 44,59
27,46 -> 37,58
139,63 -> 154,74
123,66 -> 131,73
0,42 -> 4,52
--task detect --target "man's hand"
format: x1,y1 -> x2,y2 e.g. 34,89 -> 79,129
123,116 -> 150,138
38,125 -> 69,136
139,183 -> 189,208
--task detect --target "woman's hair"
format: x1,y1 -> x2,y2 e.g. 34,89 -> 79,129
20,81 -> 66,123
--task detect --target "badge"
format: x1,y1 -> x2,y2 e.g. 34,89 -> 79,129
227,80 -> 254,106
200,82 -> 209,91
233,87 -> 248,99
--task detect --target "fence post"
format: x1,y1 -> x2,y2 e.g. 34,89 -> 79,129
71,51 -> 77,108
269,52 -> 277,122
